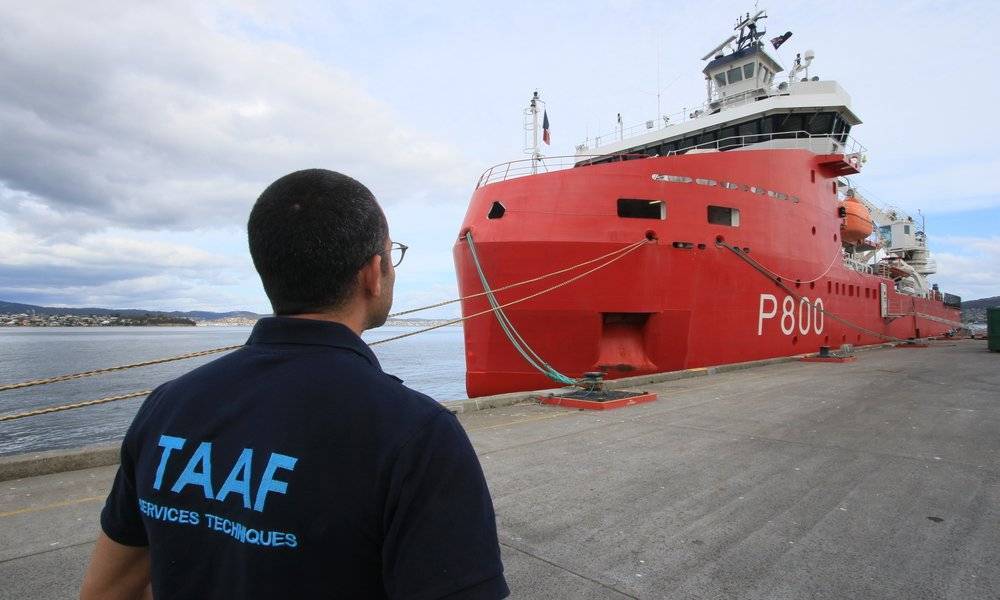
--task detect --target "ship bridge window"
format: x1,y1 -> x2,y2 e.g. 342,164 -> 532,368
777,114 -> 805,134
743,63 -> 755,78
714,73 -> 727,87
618,198 -> 665,220
738,120 -> 759,138
807,112 -> 835,135
726,67 -> 743,84
719,126 -> 738,149
708,205 -> 740,226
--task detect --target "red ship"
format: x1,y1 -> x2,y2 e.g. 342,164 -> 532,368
452,11 -> 962,398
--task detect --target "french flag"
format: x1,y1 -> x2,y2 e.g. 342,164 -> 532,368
542,110 -> 551,145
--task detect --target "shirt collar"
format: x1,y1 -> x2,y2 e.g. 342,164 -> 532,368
246,317 -> 380,368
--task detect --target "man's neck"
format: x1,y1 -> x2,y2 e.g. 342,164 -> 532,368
287,311 -> 366,336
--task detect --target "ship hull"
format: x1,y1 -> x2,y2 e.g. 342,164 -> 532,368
453,150 -> 960,397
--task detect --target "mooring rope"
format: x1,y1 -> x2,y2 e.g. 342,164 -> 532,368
0,238 -> 652,422
0,390 -> 153,423
0,346 -> 245,392
0,240 -> 649,395
387,238 -> 649,317
744,245 -> 845,284
465,232 -> 578,386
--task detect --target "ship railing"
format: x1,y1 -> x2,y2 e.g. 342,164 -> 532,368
843,256 -> 874,275
585,90 -> 767,147
583,85 -> 826,149
588,105 -> 698,148
475,154 -> 646,189
477,131 -> 867,189
663,130 -> 867,157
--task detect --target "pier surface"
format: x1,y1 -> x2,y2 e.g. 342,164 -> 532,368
2,340 -> 997,599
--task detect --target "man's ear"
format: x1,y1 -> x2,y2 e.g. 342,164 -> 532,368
359,253 -> 383,298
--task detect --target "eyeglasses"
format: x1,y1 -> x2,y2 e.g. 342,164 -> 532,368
388,242 -> 408,267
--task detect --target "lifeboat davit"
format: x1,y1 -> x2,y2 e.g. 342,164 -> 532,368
841,195 -> 873,244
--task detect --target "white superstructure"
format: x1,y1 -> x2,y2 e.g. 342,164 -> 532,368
575,10 -> 863,162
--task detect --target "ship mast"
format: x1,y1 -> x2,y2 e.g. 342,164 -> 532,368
524,91 -> 545,173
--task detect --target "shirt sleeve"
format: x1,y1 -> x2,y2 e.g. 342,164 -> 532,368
100,418 -> 150,547
382,411 -> 509,600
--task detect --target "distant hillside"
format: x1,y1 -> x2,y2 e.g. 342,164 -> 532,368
0,300 -> 264,321
962,296 -> 1000,310
961,296 -> 999,323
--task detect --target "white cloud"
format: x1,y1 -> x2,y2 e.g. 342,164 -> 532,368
0,2 -> 471,234
930,235 -> 1000,301
0,226 -> 258,311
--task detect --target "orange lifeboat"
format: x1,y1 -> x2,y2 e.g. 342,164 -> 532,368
840,195 -> 873,244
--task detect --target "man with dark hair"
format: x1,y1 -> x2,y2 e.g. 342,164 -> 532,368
82,169 -> 509,599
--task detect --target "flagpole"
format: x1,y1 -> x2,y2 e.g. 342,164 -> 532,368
532,97 -> 539,174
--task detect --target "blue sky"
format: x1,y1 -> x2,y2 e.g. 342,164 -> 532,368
1,0 -> 997,315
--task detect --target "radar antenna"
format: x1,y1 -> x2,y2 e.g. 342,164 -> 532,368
701,9 -> 768,60
701,35 -> 737,61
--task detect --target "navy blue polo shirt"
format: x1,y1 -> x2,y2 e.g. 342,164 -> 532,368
101,317 -> 508,599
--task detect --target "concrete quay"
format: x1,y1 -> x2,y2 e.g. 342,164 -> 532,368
1,340 -> 997,599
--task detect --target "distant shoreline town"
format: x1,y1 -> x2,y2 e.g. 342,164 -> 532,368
2,312 -> 197,327
0,301 -> 459,329
0,312 -> 458,329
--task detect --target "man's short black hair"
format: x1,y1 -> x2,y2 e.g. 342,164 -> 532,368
248,169 -> 389,315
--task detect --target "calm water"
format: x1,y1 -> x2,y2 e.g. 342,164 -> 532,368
0,325 -> 467,456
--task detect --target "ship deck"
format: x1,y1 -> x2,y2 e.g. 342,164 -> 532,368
1,340 -> 997,599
